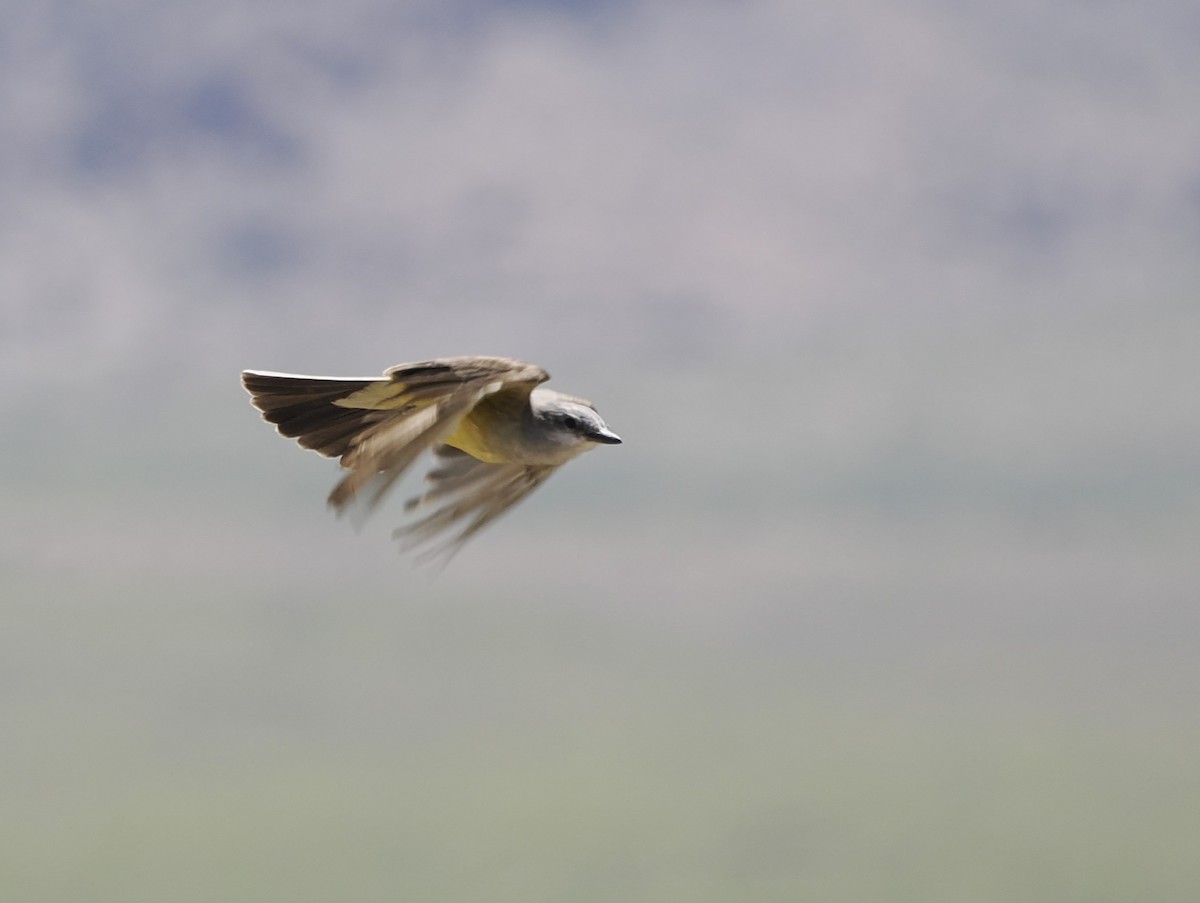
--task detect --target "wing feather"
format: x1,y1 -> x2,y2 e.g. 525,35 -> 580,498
394,452 -> 557,561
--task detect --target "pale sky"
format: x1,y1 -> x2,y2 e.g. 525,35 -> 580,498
4,0 -> 1198,385
2,0 -> 1197,574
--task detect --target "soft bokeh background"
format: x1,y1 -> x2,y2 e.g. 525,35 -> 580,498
3,1 -> 1198,900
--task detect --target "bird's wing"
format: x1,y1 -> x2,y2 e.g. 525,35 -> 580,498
394,445 -> 557,562
242,357 -> 548,513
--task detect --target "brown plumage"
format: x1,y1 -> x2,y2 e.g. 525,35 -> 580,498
241,356 -> 620,560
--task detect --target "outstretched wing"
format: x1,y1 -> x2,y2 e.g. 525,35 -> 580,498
241,357 -> 549,513
395,446 -> 557,562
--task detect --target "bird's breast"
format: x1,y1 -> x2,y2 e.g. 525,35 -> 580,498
442,413 -> 512,464
444,400 -> 584,466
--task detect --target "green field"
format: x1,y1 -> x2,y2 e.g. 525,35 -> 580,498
3,539 -> 1197,902
4,344 -> 1199,900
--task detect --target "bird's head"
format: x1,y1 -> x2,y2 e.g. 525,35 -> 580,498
532,390 -> 622,450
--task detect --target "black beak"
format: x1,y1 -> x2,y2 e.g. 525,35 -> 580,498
590,428 -> 623,445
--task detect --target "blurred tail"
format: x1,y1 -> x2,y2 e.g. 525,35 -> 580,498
241,370 -> 385,460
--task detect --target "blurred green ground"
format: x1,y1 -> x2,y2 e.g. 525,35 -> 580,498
3,552 -> 1197,902
3,324 -> 1198,901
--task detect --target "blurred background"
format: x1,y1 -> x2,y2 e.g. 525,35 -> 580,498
3,1 -> 1198,900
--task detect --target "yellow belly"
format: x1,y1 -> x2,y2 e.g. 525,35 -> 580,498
442,414 -> 509,463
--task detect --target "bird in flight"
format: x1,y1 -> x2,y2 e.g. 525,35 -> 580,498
241,356 -> 621,560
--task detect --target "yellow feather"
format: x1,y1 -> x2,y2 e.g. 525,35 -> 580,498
443,415 -> 507,463
332,381 -> 418,410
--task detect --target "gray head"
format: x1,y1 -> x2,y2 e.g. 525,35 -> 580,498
531,388 -> 622,450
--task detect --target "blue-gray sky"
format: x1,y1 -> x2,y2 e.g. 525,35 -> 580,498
4,0 -> 1199,383
2,0 -> 1196,593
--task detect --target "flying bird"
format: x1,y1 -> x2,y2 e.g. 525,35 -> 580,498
241,356 -> 622,559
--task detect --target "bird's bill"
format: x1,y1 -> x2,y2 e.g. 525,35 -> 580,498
589,427 -> 623,445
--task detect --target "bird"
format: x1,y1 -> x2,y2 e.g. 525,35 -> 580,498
241,356 -> 622,560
